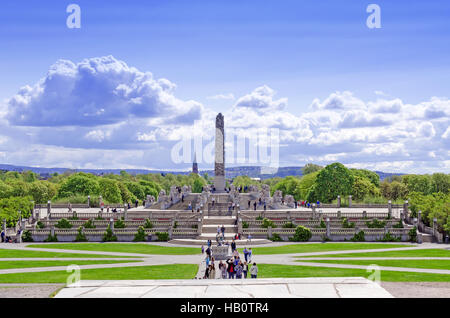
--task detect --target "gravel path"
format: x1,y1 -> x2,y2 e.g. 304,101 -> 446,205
381,282 -> 450,298
0,284 -> 64,298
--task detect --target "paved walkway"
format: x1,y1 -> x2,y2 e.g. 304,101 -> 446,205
55,277 -> 394,298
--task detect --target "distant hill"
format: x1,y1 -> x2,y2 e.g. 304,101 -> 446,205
0,163 -> 402,181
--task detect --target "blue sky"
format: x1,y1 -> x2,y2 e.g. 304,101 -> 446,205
0,0 -> 449,173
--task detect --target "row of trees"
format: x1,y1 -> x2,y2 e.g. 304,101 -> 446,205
0,170 -> 208,205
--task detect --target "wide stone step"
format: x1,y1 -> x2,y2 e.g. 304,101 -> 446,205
201,226 -> 237,234
168,238 -> 272,246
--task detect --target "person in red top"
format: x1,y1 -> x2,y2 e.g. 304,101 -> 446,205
226,258 -> 235,279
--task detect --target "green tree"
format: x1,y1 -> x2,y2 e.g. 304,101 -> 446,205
431,173 -> 450,194
308,163 -> 354,203
98,179 -> 122,203
57,173 -> 100,198
273,176 -> 301,199
351,176 -> 380,201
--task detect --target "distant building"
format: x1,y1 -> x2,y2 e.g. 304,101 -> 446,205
192,152 -> 199,174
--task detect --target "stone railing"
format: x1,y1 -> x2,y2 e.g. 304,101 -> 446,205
242,227 -> 411,241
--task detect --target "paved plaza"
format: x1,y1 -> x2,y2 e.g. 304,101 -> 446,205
54,277 -> 393,298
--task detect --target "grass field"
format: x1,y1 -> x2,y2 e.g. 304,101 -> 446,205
297,259 -> 450,270
0,264 -> 198,283
27,243 -> 200,255
238,243 -> 412,255
300,249 -> 450,258
0,249 -> 133,258
0,260 -> 140,270
257,264 -> 450,282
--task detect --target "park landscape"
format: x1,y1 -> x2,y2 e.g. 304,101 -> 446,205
0,0 -> 449,300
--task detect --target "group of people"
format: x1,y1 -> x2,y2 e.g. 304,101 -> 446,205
0,230 -> 13,243
202,245 -> 258,279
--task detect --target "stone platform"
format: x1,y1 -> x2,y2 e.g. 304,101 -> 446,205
168,238 -> 272,246
55,278 -> 393,298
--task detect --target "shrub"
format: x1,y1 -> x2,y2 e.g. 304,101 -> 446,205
143,218 -> 153,229
156,232 -> 169,241
173,221 -> 178,229
408,226 -> 417,242
256,216 -> 263,221
55,218 -> 73,229
44,233 -> 58,242
133,226 -> 147,242
350,230 -> 365,242
392,220 -> 404,228
283,221 -> 295,228
36,221 -> 45,229
261,218 -> 275,228
342,218 -> 355,228
102,225 -> 117,242
75,226 -> 88,242
268,233 -> 283,242
291,225 -> 312,242
22,230 -> 34,242
114,218 -> 126,229
378,232 -> 401,242
319,219 -> 326,228
83,219 -> 96,229
366,219 -> 386,228
321,235 -> 331,242
242,221 -> 249,229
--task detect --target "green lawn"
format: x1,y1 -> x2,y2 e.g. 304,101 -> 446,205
296,259 -> 450,270
0,264 -> 198,283
238,243 -> 412,255
27,243 -> 200,255
301,249 -> 450,258
0,249 -> 132,258
0,260 -> 140,270
257,264 -> 450,282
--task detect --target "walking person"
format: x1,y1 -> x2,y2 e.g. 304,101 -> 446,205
209,263 -> 216,279
235,261 -> 243,279
248,248 -> 253,263
250,263 -> 258,278
243,247 -> 249,263
243,262 -> 249,279
231,239 -> 236,253
227,258 -> 235,279
221,224 -> 225,237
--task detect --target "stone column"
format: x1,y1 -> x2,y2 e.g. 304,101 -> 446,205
337,196 -> 341,208
403,200 -> 409,220
432,218 -> 437,240
417,210 -> 422,231
124,203 -> 128,220
348,195 -> 352,208
168,226 -> 173,240
326,217 -> 330,238
87,195 -> 91,208
388,200 -> 392,219
109,218 -> 114,232
2,219 -> 6,233
337,210 -> 341,219
362,211 -> 367,219
47,200 -> 51,219
214,113 -> 225,192
99,196 -> 104,211
268,226 -> 273,238
50,226 -> 55,237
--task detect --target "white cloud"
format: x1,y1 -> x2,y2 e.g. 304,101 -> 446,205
6,55 -> 202,127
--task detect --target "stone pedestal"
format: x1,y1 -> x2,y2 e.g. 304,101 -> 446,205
337,196 -> 341,208
348,195 -> 352,208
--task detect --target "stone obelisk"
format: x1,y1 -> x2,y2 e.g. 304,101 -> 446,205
214,113 -> 225,192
